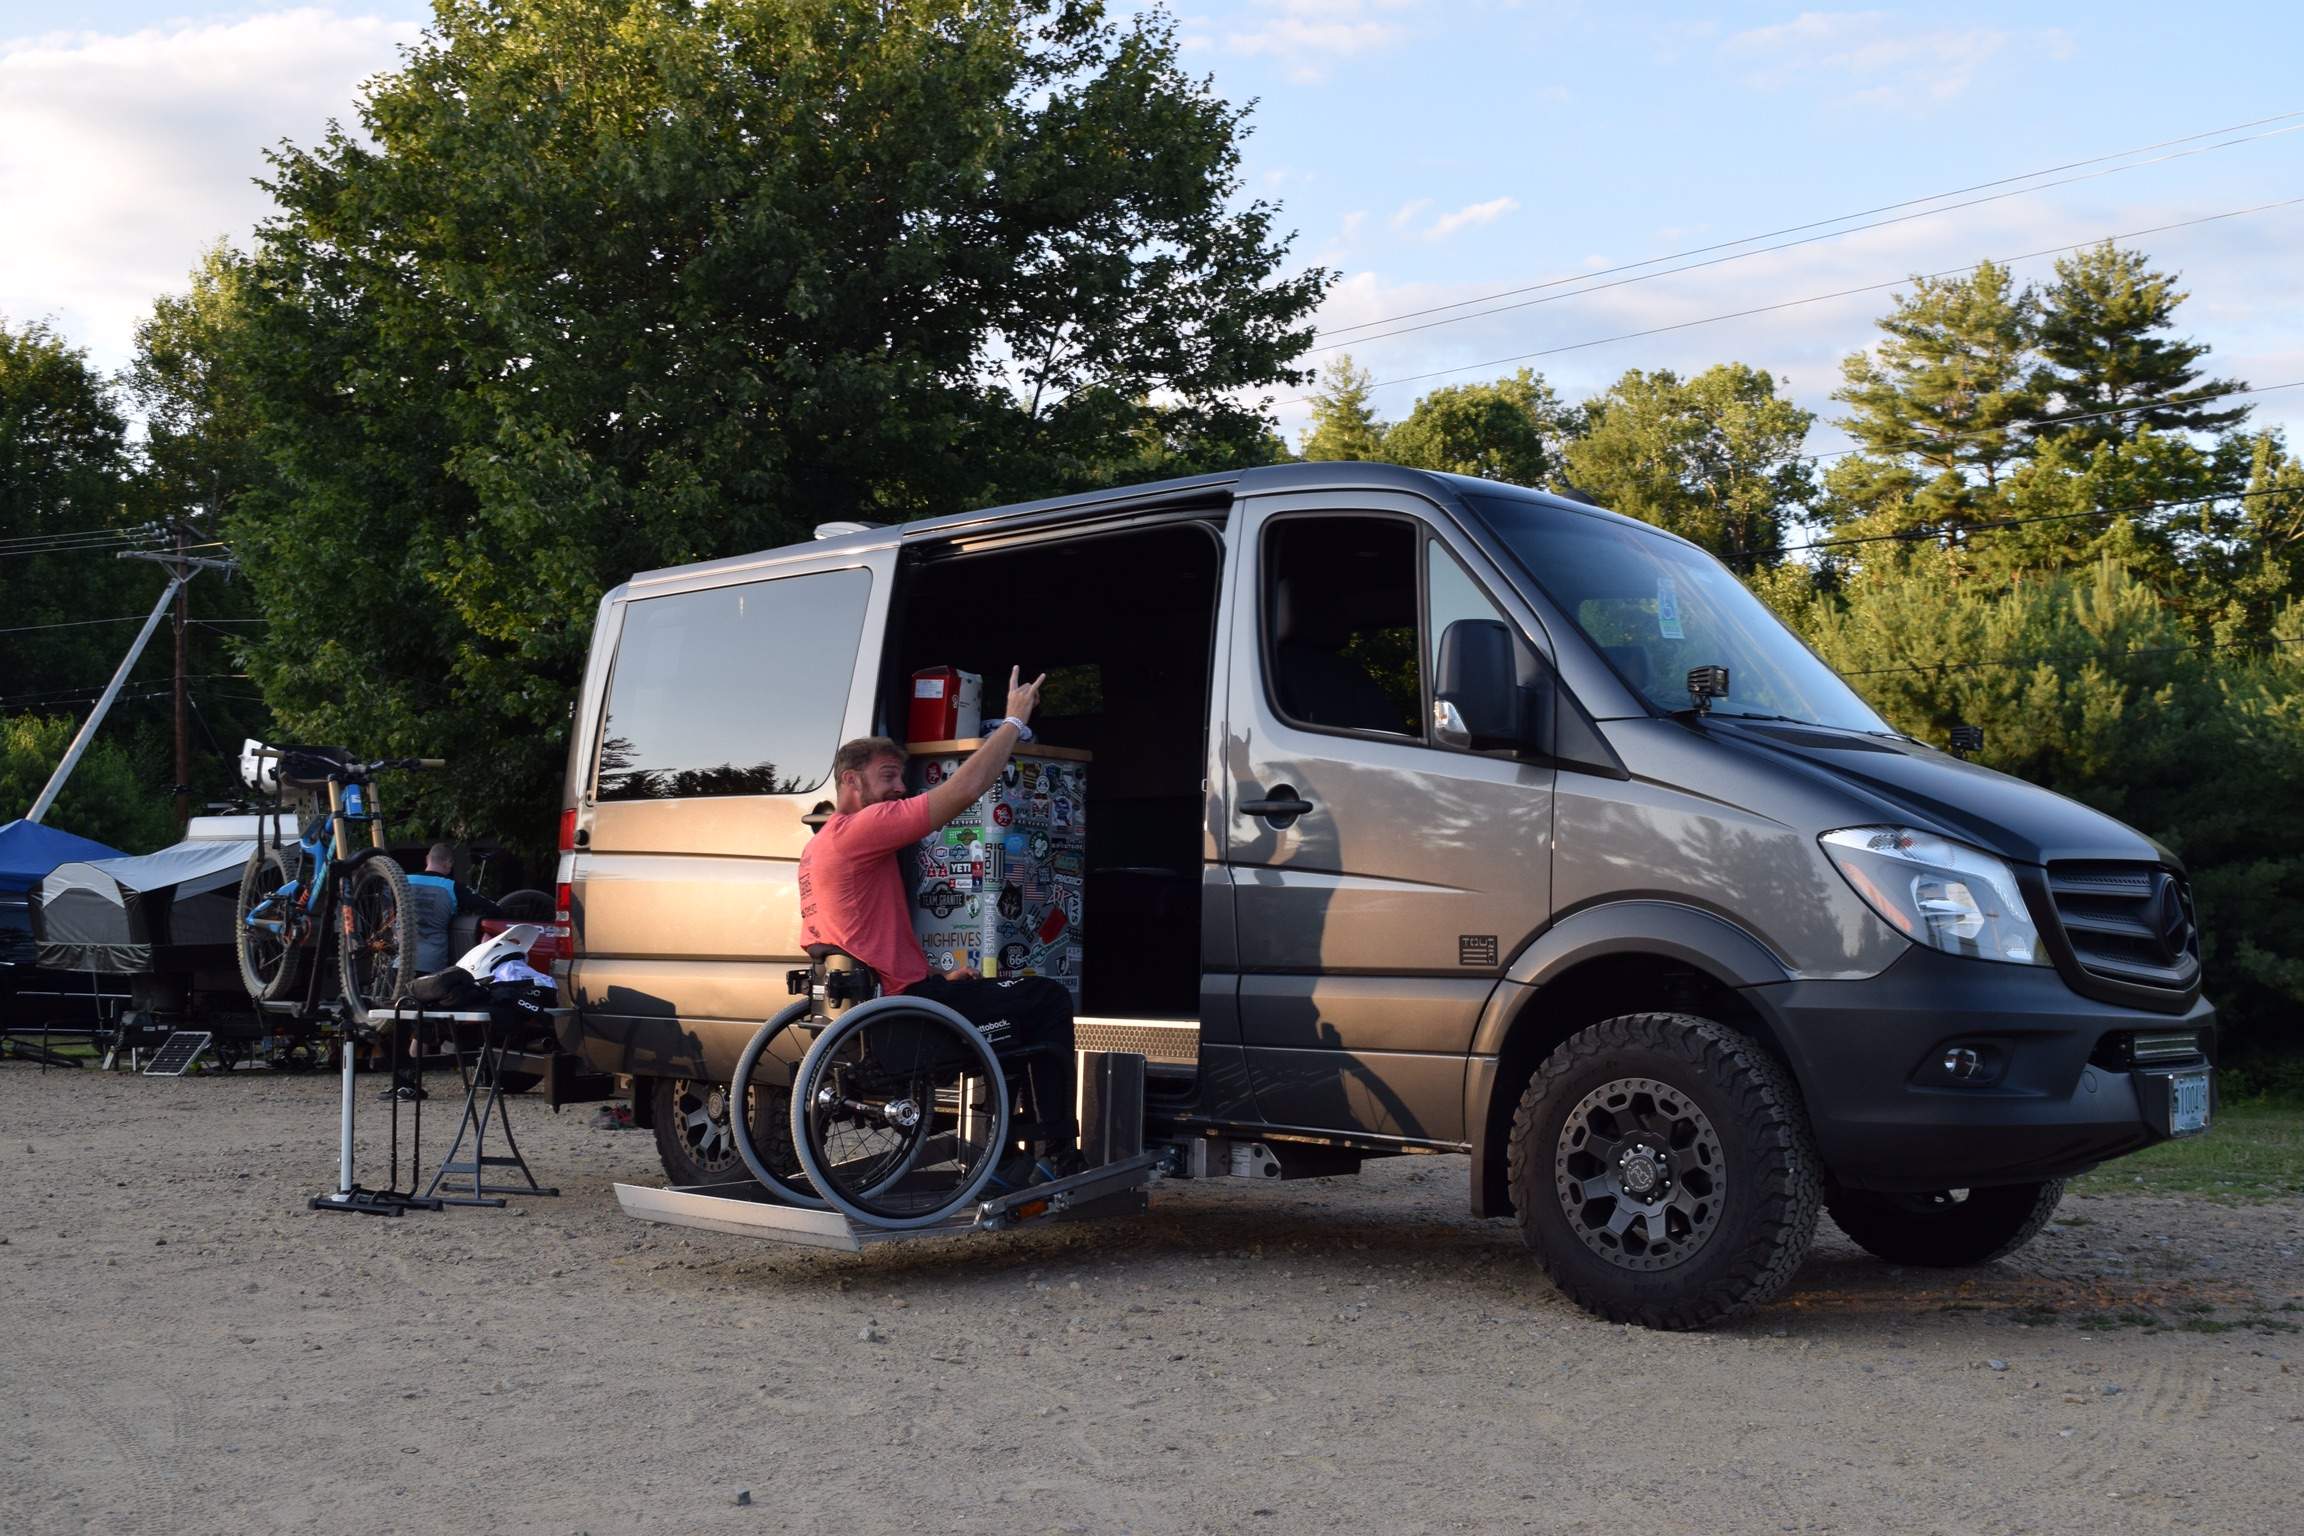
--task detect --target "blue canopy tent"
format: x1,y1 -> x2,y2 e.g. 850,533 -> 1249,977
2,821 -> 128,1049
0,819 -> 123,896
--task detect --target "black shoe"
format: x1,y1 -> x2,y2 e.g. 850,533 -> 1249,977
375,1084 -> 427,1102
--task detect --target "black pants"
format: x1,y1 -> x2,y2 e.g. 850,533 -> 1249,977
906,975 -> 1076,1147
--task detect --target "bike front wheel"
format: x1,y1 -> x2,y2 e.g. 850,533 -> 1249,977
337,855 -> 419,1016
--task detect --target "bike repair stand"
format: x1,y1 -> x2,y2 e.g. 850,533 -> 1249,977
425,1011 -> 559,1207
294,998 -> 445,1217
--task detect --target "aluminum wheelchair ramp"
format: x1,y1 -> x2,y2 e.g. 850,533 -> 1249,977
615,1152 -> 1163,1253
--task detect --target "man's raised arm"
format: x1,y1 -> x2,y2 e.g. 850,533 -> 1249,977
922,666 -> 1044,830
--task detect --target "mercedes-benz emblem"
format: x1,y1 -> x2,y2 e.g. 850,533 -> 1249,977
2151,877 -> 2190,965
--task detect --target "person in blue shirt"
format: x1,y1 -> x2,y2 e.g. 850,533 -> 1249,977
383,844 -> 503,1100
406,843 -> 502,976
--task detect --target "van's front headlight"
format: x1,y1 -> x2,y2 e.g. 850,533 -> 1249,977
1819,826 -> 2047,966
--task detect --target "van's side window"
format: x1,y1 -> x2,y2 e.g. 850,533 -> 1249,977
595,568 -> 870,801
1262,516 -> 1420,738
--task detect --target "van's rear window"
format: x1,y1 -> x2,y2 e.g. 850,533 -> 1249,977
596,568 -> 871,801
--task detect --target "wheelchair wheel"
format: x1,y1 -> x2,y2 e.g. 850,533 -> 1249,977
790,997 -> 1009,1230
728,1002 -> 826,1208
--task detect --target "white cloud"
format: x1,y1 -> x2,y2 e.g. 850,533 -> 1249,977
1722,10 -> 2072,109
1418,195 -> 1520,241
1216,0 -> 1414,82
1388,197 -> 1432,230
0,8 -> 421,373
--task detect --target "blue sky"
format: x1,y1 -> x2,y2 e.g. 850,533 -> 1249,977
5,2 -> 2299,450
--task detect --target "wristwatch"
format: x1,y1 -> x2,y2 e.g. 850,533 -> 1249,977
993,716 -> 1034,743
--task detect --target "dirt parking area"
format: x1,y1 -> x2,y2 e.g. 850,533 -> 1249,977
3,1065 -> 2300,1536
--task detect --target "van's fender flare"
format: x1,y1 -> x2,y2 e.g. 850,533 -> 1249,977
1468,900 -> 1791,1060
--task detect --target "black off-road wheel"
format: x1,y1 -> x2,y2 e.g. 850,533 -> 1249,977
1825,1181 -> 2065,1267
1509,1013 -> 1821,1330
650,1075 -> 790,1188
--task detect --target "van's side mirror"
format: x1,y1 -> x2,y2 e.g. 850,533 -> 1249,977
1435,619 -> 1533,752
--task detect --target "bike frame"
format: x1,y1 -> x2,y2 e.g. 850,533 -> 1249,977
244,773 -> 391,945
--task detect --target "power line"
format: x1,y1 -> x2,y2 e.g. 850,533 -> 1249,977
1277,196 -> 2304,404
1315,109 -> 2304,343
0,614 -> 151,636
1837,631 -> 2304,679
1309,118 -> 2304,355
1797,380 -> 2303,463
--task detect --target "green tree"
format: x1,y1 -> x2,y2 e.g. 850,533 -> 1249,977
1830,260 -> 2039,529
0,714 -> 176,852
0,318 -> 176,793
1298,354 -> 1385,461
2030,243 -> 2247,452
1382,368 -> 1567,488
220,0 -> 1326,846
1559,364 -> 1812,566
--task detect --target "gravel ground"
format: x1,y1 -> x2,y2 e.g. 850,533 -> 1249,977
3,1064 -> 2301,1535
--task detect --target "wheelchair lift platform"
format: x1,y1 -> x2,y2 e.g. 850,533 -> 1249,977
614,1150 -> 1166,1254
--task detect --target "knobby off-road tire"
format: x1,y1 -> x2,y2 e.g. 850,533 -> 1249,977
1825,1181 -> 2065,1267
1509,1013 -> 1822,1330
235,845 -> 310,1003
650,1075 -> 790,1188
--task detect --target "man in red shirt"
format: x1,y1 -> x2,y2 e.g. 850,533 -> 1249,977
797,667 -> 1075,1150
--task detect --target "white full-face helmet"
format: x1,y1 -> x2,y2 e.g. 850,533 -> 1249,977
239,739 -> 279,795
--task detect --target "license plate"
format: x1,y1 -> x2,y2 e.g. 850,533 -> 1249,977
2169,1070 -> 2212,1136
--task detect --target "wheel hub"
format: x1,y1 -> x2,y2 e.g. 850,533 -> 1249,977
1553,1075 -> 1726,1273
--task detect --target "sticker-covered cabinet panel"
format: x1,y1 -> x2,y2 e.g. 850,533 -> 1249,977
904,741 -> 1091,1008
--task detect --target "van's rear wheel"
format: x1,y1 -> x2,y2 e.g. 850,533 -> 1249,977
1509,1013 -> 1820,1330
1825,1181 -> 2064,1267
650,1075 -> 787,1187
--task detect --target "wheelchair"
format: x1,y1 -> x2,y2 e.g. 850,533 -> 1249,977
726,949 -> 1072,1230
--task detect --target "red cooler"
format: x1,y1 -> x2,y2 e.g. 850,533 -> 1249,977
907,666 -> 983,743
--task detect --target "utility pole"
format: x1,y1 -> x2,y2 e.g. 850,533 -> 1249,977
25,541 -> 236,825
173,520 -> 191,827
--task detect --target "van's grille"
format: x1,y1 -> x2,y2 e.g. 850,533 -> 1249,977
2044,862 -> 2199,993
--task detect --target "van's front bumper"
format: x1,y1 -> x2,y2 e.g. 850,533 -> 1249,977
1749,945 -> 2216,1194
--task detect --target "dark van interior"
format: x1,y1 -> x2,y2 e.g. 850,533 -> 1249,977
885,519 -> 1222,1021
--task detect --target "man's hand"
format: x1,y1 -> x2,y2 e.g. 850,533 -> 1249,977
922,664 -> 1046,832
1005,665 -> 1045,727
944,963 -> 979,983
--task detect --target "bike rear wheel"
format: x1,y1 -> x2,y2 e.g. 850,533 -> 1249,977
791,998 -> 1008,1230
236,845 -> 312,1002
338,855 -> 419,1016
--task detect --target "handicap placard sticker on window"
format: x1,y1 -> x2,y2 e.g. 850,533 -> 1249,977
1656,577 -> 1685,640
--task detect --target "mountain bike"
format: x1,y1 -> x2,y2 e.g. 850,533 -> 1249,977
233,744 -> 441,1018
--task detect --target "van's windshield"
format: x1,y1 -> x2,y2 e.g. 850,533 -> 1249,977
1469,494 -> 1890,733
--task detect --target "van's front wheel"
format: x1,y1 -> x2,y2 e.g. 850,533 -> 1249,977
1509,1014 -> 1820,1330
1825,1181 -> 2064,1267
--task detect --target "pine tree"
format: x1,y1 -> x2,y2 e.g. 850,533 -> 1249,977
1298,354 -> 1386,461
2031,243 -> 2247,452
1831,261 -> 2039,528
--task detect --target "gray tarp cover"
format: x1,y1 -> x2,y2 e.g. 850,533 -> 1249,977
36,840 -> 256,972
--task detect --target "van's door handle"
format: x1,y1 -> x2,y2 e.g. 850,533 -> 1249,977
1238,787 -> 1314,828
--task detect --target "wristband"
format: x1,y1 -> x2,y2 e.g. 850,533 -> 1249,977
993,715 -> 1034,743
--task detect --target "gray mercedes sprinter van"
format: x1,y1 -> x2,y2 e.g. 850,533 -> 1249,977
557,463 -> 2215,1327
